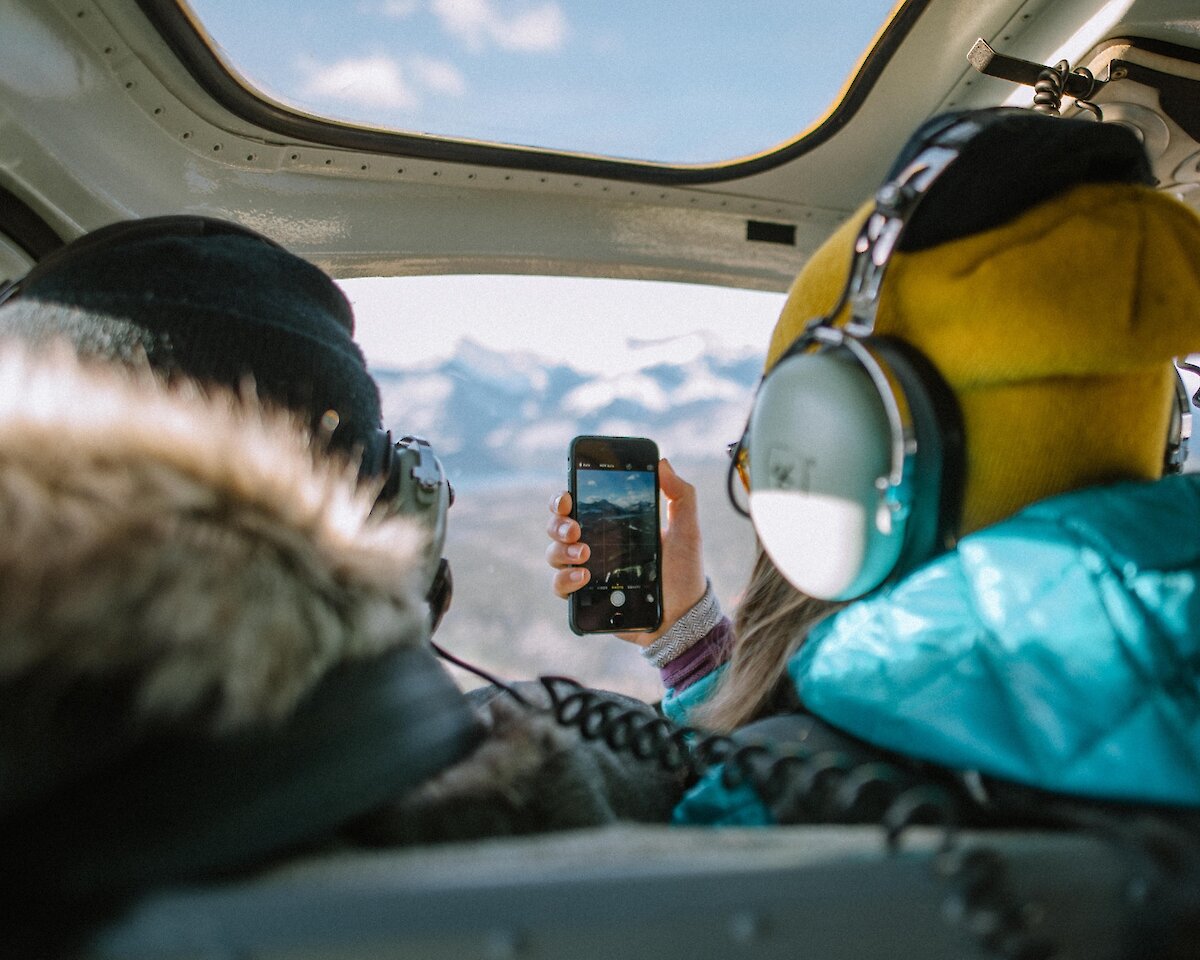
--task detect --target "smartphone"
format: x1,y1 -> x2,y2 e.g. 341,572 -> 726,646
568,435 -> 663,635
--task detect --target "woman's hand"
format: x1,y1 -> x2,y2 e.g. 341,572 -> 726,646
546,458 -> 707,647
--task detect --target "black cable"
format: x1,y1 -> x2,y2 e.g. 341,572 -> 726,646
429,646 -> 1200,958
532,673 -> 1058,960
428,640 -> 532,707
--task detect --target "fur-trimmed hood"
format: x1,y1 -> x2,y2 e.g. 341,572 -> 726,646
0,344 -> 687,931
0,342 -> 430,733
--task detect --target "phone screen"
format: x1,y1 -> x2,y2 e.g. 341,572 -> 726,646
569,436 -> 662,634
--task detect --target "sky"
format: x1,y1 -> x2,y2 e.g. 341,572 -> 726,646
183,0 -> 896,371
339,274 -> 785,374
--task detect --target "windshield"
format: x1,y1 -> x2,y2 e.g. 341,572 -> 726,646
343,275 -> 783,697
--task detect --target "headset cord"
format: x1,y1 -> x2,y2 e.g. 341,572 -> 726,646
429,652 -> 1200,958
701,731 -> 1200,959
536,674 -> 1057,960
428,643 -> 689,770
983,789 -> 1200,959
697,729 -> 1056,960
428,653 -> 1057,960
1032,59 -> 1102,121
428,640 -> 533,707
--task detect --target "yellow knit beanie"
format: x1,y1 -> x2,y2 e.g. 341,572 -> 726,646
767,144 -> 1200,534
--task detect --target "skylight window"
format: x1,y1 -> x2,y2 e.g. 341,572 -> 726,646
180,0 -> 903,165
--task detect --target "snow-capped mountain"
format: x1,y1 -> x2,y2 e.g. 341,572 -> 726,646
374,338 -> 762,486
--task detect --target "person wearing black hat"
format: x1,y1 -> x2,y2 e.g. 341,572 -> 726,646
0,217 -> 489,935
0,215 -> 686,956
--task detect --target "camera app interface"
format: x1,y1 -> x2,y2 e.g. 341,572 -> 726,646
575,455 -> 659,630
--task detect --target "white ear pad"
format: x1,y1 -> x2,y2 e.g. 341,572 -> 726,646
747,349 -> 906,600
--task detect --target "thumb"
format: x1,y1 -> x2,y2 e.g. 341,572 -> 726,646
659,457 -> 689,500
659,458 -> 699,532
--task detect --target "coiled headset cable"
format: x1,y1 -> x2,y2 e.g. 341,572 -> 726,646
1032,58 -> 1102,120
431,642 -> 1200,960
430,642 -> 1054,957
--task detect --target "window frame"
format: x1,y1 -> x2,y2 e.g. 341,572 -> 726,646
136,0 -> 930,185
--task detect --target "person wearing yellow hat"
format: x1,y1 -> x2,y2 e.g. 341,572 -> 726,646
548,107 -> 1200,822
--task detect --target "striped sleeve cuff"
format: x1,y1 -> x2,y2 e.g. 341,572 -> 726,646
660,617 -> 733,692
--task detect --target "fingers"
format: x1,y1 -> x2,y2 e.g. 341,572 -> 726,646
544,536 -> 590,569
546,491 -> 580,548
550,491 -> 573,517
658,457 -> 690,500
659,458 -> 700,536
551,565 -> 590,598
653,458 -> 708,637
545,511 -> 580,547
546,489 -> 590,596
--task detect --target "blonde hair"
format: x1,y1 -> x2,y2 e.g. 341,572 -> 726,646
689,546 -> 841,733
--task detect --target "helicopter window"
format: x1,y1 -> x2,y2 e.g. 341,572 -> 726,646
341,274 -> 783,697
178,0 -> 903,165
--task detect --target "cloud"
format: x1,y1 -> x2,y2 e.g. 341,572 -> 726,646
431,0 -> 567,53
409,55 -> 467,96
298,53 -> 466,111
299,55 -> 418,109
429,0 -> 492,50
496,4 -> 567,51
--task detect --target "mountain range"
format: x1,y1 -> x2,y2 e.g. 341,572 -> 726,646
374,337 -> 763,486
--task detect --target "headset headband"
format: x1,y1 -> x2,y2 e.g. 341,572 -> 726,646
836,112 -> 994,339
764,112 -> 991,505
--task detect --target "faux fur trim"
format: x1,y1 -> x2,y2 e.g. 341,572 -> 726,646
0,343 -> 428,732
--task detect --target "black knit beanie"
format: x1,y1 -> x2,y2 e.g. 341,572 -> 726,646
0,215 -> 383,459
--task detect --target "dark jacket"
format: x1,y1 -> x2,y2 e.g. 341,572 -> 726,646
0,345 -> 683,938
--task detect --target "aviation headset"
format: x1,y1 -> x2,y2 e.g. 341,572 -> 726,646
0,214 -> 454,628
734,109 -> 1192,603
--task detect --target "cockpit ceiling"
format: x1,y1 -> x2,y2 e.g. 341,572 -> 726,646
2,0 -> 1200,287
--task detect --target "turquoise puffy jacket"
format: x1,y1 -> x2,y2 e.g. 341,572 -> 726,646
674,474 -> 1200,825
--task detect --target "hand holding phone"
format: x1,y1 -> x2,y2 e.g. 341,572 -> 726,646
566,436 -> 663,635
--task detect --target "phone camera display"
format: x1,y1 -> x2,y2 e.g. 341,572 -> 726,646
575,463 -> 658,629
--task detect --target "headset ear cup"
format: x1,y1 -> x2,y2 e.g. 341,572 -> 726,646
746,336 -> 965,600
368,429 -> 399,496
747,343 -> 907,601
368,433 -> 454,630
868,336 -> 965,569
